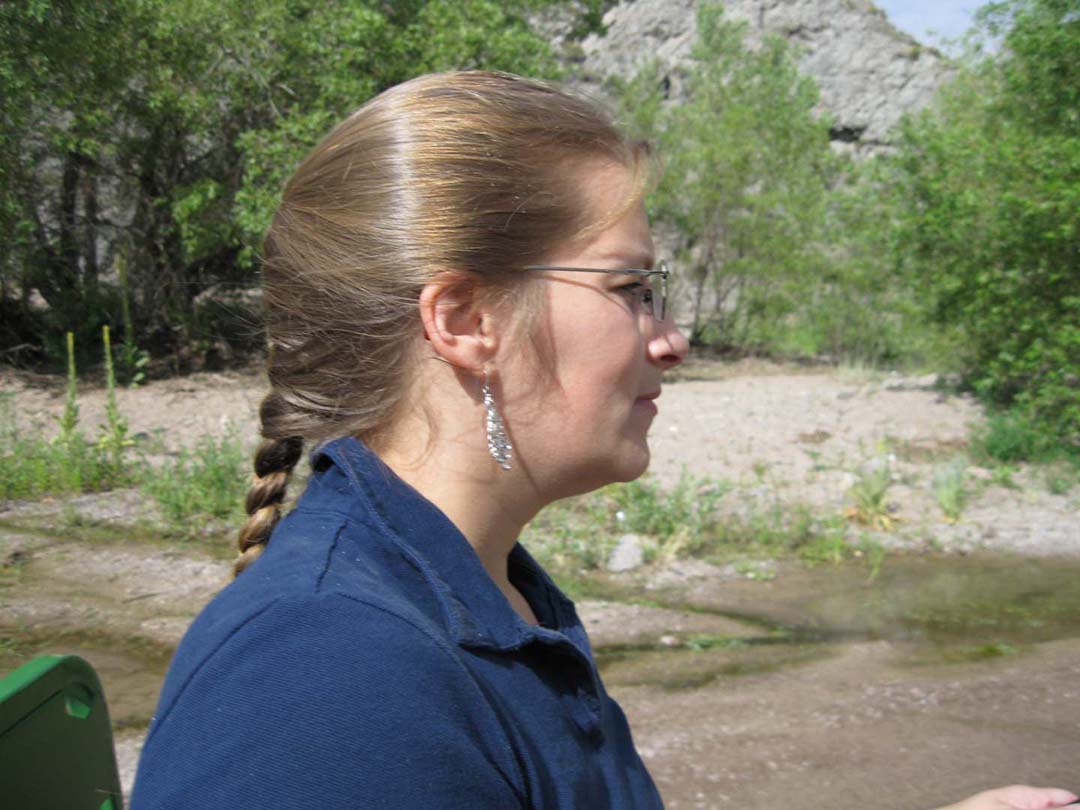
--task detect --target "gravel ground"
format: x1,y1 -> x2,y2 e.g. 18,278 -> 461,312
6,359 -> 1074,556
3,360 -> 1078,807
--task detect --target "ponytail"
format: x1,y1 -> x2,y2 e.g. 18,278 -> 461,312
235,393 -> 303,576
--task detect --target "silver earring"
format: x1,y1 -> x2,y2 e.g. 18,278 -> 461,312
482,372 -> 513,471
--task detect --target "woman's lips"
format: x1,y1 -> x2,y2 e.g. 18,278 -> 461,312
634,395 -> 659,415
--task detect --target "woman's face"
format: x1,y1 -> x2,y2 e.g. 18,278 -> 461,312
498,162 -> 690,499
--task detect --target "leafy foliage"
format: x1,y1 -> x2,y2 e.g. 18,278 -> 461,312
883,0 -> 1080,448
141,434 -> 250,526
0,331 -> 134,499
619,5 -> 843,353
0,0 -> 583,367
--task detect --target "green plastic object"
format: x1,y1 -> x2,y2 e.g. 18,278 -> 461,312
0,654 -> 124,810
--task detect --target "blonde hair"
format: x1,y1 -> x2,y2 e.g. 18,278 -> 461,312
236,71 -> 650,575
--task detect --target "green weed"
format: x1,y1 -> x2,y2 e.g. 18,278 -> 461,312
0,332 -> 134,500
524,472 -> 727,573
141,434 -> 250,528
97,325 -> 134,474
990,464 -> 1020,489
857,536 -> 887,582
1044,462 -> 1077,495
932,460 -> 968,522
57,331 -> 79,448
116,252 -> 150,387
603,471 -> 727,561
845,461 -> 896,530
972,409 -> 1058,464
972,408 -> 1079,493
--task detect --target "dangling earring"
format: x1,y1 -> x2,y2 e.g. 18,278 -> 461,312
482,371 -> 513,471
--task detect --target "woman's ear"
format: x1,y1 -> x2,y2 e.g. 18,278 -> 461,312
418,274 -> 499,371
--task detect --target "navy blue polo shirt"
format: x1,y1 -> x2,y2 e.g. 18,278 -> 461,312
131,437 -> 664,809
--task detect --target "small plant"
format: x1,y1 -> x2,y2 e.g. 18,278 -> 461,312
141,434 -> 250,528
527,519 -> 617,573
524,472 -> 727,572
0,335 -> 132,500
972,409 -> 1055,464
858,537 -> 886,582
603,470 -> 727,559
845,461 -> 897,530
798,514 -> 850,564
116,253 -> 150,387
1044,462 -> 1077,495
57,331 -> 79,450
932,460 -> 968,523
97,326 -> 134,474
990,464 -> 1020,489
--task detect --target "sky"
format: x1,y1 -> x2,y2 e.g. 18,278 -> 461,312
875,0 -> 985,49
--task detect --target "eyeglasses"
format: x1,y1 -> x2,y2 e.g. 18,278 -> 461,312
521,260 -> 669,321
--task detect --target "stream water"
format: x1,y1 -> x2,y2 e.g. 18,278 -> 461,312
7,550 -> 1080,723
596,553 -> 1080,689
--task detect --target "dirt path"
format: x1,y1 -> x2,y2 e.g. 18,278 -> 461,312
2,361 -> 1078,806
624,637 -> 1080,810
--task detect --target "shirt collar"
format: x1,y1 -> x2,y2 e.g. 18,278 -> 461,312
312,437 -> 581,654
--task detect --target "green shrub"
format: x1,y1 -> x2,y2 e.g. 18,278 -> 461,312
141,435 -> 249,526
846,462 -> 896,530
603,471 -> 727,547
0,331 -> 134,500
972,408 -> 1060,463
932,461 -> 969,522
0,432 -> 131,500
524,472 -> 727,571
886,0 -> 1080,446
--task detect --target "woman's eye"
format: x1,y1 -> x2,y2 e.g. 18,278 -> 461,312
616,283 -> 653,309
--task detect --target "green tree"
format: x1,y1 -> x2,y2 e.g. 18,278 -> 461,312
887,0 -> 1080,447
0,1 -> 137,359
1,0 -> 594,367
620,4 -> 839,351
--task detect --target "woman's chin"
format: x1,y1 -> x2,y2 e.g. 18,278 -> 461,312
607,442 -> 652,484
547,447 -> 651,500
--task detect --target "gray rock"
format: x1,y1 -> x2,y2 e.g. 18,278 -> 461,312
607,532 -> 646,572
564,0 -> 953,153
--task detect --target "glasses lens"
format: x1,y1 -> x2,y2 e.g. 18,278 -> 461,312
658,261 -> 668,321
641,288 -> 656,317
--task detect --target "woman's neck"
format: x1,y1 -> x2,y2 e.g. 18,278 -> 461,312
377,421 -> 542,603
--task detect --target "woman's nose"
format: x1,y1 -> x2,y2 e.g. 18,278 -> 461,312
648,315 -> 690,370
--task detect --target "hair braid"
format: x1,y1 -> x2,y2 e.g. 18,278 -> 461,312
234,393 -> 304,577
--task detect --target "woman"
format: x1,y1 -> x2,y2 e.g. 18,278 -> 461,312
130,71 -> 1075,810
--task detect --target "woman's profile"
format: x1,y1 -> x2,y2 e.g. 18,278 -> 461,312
129,71 -> 1075,810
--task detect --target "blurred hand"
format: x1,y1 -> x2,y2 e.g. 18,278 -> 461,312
937,785 -> 1078,810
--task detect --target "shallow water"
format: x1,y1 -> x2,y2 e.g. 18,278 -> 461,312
597,553 -> 1080,689
5,551 -> 1080,729
0,628 -> 171,730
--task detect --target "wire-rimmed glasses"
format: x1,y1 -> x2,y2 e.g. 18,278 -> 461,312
521,260 -> 670,321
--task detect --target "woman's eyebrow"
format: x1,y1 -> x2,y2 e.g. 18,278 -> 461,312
596,249 -> 656,269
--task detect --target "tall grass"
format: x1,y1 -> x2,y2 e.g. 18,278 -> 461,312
526,471 -> 880,578
140,434 -> 250,526
932,460 -> 969,522
0,331 -> 134,500
973,409 -> 1058,463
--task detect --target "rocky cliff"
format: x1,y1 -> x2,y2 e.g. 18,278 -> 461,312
564,0 -> 953,151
